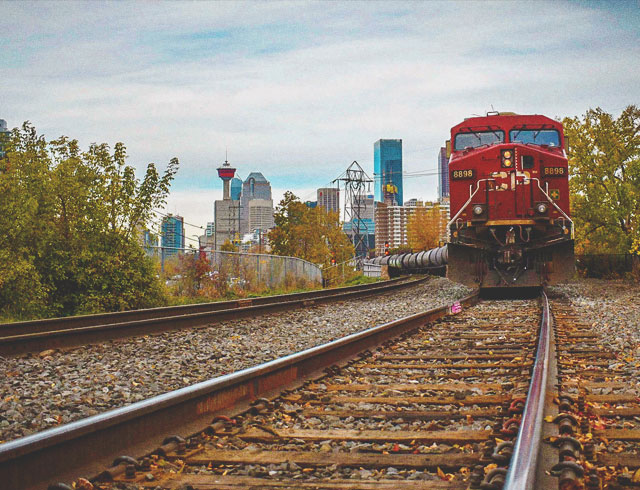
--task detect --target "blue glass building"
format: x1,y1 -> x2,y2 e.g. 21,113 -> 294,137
161,215 -> 185,256
374,139 -> 403,205
230,177 -> 242,201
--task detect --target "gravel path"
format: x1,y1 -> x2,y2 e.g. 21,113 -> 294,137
0,277 -> 471,443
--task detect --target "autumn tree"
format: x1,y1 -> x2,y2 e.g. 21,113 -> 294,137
220,240 -> 239,252
0,122 -> 178,319
268,192 -> 354,266
563,106 -> 640,255
173,250 -> 212,297
407,205 -> 444,251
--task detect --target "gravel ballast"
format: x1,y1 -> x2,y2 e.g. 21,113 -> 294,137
549,278 -> 640,355
0,277 -> 471,443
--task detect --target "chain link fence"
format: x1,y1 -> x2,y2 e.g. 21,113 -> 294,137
151,247 -> 323,290
208,250 -> 323,289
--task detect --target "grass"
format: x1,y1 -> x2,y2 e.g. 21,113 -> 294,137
339,275 -> 381,287
1,274 -> 383,323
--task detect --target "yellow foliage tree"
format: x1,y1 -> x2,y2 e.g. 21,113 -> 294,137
407,205 -> 443,251
268,191 -> 354,266
220,240 -> 238,252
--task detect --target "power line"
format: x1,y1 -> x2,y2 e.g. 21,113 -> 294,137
151,209 -> 205,230
297,167 -> 441,203
147,216 -> 200,245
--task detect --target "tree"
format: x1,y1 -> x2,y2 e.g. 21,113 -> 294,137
220,240 -> 239,252
172,250 -> 212,297
407,205 -> 444,251
0,122 -> 179,319
563,106 -> 640,254
268,191 -> 308,258
268,192 -> 354,266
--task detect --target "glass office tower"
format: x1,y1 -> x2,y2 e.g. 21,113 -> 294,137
374,139 -> 403,206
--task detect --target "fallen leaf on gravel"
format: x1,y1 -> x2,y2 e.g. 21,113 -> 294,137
484,464 -> 498,474
39,349 -> 56,358
75,478 -> 94,490
437,467 -> 451,481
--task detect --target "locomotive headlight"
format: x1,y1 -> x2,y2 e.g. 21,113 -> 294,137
501,149 -> 515,168
473,205 -> 484,216
536,203 -> 548,214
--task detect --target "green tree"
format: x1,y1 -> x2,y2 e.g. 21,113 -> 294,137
268,191 -> 309,258
563,105 -> 640,254
0,122 -> 178,319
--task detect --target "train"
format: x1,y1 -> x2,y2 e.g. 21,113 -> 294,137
368,112 -> 575,288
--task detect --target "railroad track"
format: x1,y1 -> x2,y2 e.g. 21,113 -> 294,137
0,278 -> 421,356
3,289 -> 637,489
149,299 -> 539,490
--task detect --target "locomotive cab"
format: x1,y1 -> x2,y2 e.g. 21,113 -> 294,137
447,113 -> 574,288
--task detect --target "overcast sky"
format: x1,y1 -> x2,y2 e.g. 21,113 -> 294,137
2,1 -> 638,238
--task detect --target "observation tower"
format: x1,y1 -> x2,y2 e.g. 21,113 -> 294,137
217,158 -> 236,200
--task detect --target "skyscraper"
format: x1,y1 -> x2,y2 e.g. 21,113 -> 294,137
230,177 -> 242,201
374,139 -> 403,206
317,187 -> 340,213
249,199 -> 275,232
438,146 -> 450,199
161,215 -> 185,256
240,172 -> 273,234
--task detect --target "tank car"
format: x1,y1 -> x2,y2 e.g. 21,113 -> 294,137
447,113 -> 574,288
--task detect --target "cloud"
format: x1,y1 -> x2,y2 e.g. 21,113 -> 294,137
2,1 -> 638,232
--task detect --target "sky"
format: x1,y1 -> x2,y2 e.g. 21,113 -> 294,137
2,0 -> 639,239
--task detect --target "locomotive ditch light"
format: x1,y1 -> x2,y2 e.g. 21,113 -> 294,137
536,203 -> 548,214
472,205 -> 485,216
501,149 -> 514,168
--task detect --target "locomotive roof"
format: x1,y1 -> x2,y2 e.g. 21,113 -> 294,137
452,114 -> 561,133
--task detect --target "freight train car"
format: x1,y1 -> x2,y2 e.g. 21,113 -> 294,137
446,112 -> 574,288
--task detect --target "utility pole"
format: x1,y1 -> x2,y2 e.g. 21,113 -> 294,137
334,161 -> 373,265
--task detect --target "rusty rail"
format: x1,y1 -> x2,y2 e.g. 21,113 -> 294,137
503,289 -> 552,489
0,277 -> 423,355
0,291 -> 479,490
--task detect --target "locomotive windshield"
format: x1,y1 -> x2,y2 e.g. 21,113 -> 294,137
509,129 -> 560,147
454,130 -> 504,150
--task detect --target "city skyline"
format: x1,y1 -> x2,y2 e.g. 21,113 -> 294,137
2,1 -> 638,232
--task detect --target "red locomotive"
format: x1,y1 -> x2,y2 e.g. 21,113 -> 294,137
447,112 -> 574,288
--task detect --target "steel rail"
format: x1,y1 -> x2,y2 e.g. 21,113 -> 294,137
0,278 -> 423,356
0,291 -> 479,490
503,289 -> 552,489
0,278 -> 409,336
